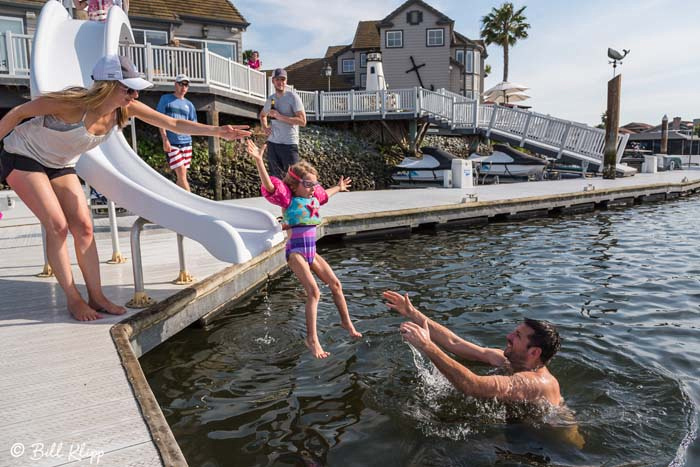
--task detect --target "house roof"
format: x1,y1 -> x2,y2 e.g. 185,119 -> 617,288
452,31 -> 487,56
128,0 -> 249,27
284,58 -> 355,92
351,20 -> 381,50
325,45 -> 351,58
379,0 -> 453,27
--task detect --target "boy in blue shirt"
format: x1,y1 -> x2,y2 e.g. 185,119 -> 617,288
156,74 -> 197,191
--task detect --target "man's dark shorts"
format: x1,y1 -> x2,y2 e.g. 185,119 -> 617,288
266,142 -> 299,179
0,150 -> 76,184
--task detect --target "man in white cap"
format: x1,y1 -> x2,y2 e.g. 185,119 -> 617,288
156,74 -> 197,191
259,68 -> 306,178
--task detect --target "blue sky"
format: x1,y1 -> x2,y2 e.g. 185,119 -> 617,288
235,0 -> 700,127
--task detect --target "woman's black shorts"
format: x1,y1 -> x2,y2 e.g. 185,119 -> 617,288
0,150 -> 76,184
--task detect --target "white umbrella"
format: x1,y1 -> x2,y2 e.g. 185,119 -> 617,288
483,81 -> 529,95
484,92 -> 530,104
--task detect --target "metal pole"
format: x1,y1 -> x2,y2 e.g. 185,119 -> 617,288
126,217 -> 155,308
173,234 -> 194,284
130,117 -> 138,152
106,200 -> 127,264
36,225 -> 54,277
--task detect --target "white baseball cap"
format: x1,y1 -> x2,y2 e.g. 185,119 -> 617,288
175,74 -> 190,83
91,54 -> 153,91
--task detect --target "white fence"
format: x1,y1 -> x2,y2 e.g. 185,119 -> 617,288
296,86 -> 627,164
0,32 -> 32,77
117,43 -> 267,99
0,32 -> 267,100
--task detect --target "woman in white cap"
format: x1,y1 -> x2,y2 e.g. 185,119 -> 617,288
0,54 -> 251,321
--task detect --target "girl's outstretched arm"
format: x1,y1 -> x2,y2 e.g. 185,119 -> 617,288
246,139 -> 275,193
325,176 -> 351,197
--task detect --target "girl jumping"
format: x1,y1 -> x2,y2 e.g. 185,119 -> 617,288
246,140 -> 362,358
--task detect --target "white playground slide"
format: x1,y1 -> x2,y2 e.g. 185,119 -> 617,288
30,1 -> 284,264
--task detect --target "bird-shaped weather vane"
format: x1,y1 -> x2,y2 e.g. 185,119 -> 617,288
607,48 -> 630,77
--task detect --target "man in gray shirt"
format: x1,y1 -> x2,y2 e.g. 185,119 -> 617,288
260,68 -> 306,178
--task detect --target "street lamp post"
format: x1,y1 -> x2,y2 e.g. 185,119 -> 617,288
322,62 -> 332,92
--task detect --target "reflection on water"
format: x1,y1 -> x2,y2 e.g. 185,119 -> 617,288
142,196 -> 700,466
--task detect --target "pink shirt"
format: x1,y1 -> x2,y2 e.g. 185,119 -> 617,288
88,0 -> 124,21
261,177 -> 328,209
248,59 -> 261,70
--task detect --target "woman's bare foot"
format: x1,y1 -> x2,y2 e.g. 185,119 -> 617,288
68,299 -> 102,321
342,321 -> 363,339
305,337 -> 330,359
88,297 -> 126,316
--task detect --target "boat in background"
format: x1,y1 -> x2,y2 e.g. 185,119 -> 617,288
469,144 -> 547,181
391,146 -> 457,184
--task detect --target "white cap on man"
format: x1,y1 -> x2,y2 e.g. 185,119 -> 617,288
91,54 -> 152,90
175,74 -> 190,83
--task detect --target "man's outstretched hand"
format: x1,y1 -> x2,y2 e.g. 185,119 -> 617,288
400,319 -> 431,350
383,290 -> 418,319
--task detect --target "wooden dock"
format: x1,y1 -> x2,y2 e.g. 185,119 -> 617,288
1,170 -> 699,466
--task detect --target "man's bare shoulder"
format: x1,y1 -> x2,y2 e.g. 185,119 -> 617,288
507,368 -> 562,405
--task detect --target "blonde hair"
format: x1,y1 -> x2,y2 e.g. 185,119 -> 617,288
284,160 -> 318,187
42,81 -> 129,128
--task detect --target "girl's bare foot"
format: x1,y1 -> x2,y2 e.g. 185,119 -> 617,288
88,298 -> 126,316
305,337 -> 330,359
342,321 -> 363,339
68,299 -> 102,321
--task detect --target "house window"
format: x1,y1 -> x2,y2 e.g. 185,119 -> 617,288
466,50 -> 474,73
360,52 -> 367,68
465,90 -> 473,99
386,30 -> 403,48
342,59 -> 355,73
360,73 -> 367,88
426,28 -> 444,47
133,29 -> 168,46
179,38 -> 238,61
474,50 -> 481,74
206,40 -> 236,61
406,10 -> 423,25
456,50 -> 464,65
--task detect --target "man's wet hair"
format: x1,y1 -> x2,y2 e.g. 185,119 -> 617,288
523,318 -> 561,365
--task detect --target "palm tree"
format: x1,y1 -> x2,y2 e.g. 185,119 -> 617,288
480,3 -> 530,82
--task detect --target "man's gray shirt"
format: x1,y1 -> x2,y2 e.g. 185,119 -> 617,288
262,91 -> 305,145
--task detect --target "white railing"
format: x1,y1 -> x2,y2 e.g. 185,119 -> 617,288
420,88 -> 454,121
315,88 -> 419,120
0,32 -> 32,77
297,90 -> 318,116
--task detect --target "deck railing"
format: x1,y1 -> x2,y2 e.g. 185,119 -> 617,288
117,43 -> 268,99
0,33 -> 267,100
0,32 -> 32,77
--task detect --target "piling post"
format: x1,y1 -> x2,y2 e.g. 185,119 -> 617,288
207,106 -> 222,200
603,74 -> 621,179
660,114 -> 669,154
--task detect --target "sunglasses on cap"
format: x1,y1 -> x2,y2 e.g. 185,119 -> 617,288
177,81 -> 190,86
120,84 -> 138,96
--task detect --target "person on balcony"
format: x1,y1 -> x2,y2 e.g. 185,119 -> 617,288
156,74 -> 198,191
0,55 -> 250,321
83,0 -> 129,22
259,68 -> 306,179
247,51 -> 261,70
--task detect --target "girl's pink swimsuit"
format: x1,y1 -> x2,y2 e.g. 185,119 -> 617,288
261,177 -> 328,264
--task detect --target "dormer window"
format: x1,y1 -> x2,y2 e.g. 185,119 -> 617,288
342,59 -> 355,73
407,10 -> 423,25
426,28 -> 444,47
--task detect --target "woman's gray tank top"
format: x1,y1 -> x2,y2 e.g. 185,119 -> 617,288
3,111 -> 115,169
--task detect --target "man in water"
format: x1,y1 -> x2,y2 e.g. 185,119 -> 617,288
383,290 -> 562,405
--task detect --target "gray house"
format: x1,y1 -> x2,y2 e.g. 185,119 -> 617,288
287,0 -> 486,99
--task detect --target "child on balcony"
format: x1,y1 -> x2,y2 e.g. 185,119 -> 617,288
83,0 -> 129,22
246,139 -> 362,359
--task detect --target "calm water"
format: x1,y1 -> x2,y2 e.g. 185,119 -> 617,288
142,196 -> 700,467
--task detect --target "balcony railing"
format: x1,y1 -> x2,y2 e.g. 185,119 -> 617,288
0,31 -> 266,100
0,31 -> 32,77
